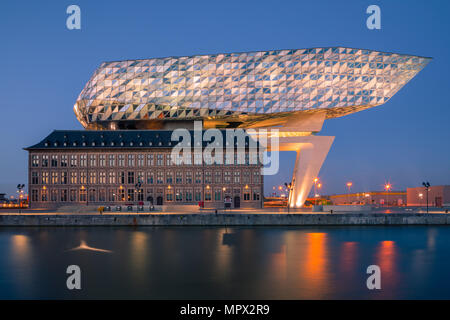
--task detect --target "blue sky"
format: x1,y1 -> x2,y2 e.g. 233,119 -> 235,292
0,0 -> 449,197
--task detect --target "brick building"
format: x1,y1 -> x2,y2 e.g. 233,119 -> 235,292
25,130 -> 263,209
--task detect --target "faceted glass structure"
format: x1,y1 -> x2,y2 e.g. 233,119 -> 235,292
74,47 -> 430,130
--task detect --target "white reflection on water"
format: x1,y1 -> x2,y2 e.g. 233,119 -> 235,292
68,240 -> 112,253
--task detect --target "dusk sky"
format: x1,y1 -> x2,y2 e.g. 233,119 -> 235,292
1,0 -> 449,197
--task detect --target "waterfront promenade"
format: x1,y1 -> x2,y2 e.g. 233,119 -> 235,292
0,208 -> 449,226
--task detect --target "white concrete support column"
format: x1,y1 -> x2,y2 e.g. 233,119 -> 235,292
286,136 -> 334,208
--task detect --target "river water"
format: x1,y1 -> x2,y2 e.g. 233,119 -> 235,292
1,226 -> 449,299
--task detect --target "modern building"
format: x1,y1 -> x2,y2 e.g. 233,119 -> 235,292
328,191 -> 407,206
25,130 -> 263,209
27,47 -> 430,208
407,185 -> 450,207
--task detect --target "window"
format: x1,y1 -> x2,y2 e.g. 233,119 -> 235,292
166,188 -> 173,201
108,189 -> 116,202
244,191 -> 250,201
253,170 -> 260,183
127,188 -> 135,201
128,154 -> 135,167
99,171 -> 106,184
214,189 -> 222,201
80,172 -> 87,184
70,189 -> 76,202
80,155 -> 87,167
99,155 -> 106,167
205,171 -> 212,184
61,172 -> 67,184
175,189 -> 182,202
224,171 -> 231,183
185,189 -> 193,202
51,155 -> 58,167
194,189 -> 202,202
89,155 -> 97,167
31,155 -> 39,167
99,189 -> 106,202
108,154 -> 115,167
61,155 -> 68,167
157,154 -> 163,166
157,171 -> 163,184
31,189 -> 38,202
118,188 -> 125,201
166,154 -> 172,166
185,171 -> 192,184
118,154 -> 125,167
89,189 -> 96,202
51,171 -> 58,184
70,172 -> 77,184
253,189 -> 260,201
51,189 -> 58,201
137,188 -> 144,201
176,172 -> 183,184
31,172 -> 39,184
147,172 -> 154,184
243,171 -> 250,183
195,171 -> 202,184
234,171 -> 240,184
214,171 -> 222,183
127,171 -> 135,184
194,153 -> 202,165
119,171 -> 125,184
137,154 -> 144,167
166,171 -> 173,184
137,171 -> 144,184
205,189 -> 212,201
42,172 -> 49,184
147,154 -> 154,166
42,155 -> 49,167
41,188 -> 48,201
89,172 -> 97,184
108,171 -> 116,184
70,155 -> 77,167
60,189 -> 68,202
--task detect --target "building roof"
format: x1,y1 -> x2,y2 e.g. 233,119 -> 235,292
24,130 -> 259,150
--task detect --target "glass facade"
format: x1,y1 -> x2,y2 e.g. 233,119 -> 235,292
74,47 -> 430,129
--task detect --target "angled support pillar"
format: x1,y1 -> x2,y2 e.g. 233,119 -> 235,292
285,136 -> 334,208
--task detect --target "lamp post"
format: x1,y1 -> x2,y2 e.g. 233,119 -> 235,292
346,182 -> 353,204
384,183 -> 391,207
313,178 -> 319,199
284,182 -> 292,213
17,184 -> 25,213
422,182 -> 431,213
135,179 -> 142,213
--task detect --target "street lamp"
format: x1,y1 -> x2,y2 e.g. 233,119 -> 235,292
384,183 -> 391,207
284,182 -> 293,213
17,184 -> 25,213
422,182 -> 431,213
346,182 -> 353,204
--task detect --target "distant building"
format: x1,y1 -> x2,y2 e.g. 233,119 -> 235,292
25,130 -> 264,209
407,185 -> 450,207
328,191 -> 406,206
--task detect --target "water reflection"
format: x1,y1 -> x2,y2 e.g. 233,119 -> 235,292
68,240 -> 112,253
1,226 -> 450,299
301,233 -> 329,298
